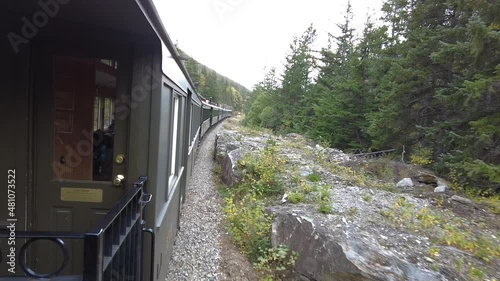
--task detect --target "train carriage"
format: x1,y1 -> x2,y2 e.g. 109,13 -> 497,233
0,1 -> 230,280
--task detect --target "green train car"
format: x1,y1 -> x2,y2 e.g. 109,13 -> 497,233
0,1 -> 231,280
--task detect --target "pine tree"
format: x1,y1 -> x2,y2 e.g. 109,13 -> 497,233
243,68 -> 281,130
310,1 -> 374,149
278,24 -> 317,132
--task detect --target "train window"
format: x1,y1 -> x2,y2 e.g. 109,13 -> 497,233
168,95 -> 180,189
189,104 -> 193,143
53,56 -> 118,181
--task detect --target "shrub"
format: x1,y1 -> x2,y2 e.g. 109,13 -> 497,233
223,193 -> 271,262
254,245 -> 298,280
362,194 -> 372,202
318,201 -> 333,214
239,139 -> 285,196
307,170 -> 321,182
288,191 -> 306,204
410,147 -> 433,166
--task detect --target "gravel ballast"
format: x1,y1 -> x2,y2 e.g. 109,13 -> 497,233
166,122 -> 225,281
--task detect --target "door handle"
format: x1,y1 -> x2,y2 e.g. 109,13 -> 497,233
115,154 -> 125,165
113,174 -> 125,187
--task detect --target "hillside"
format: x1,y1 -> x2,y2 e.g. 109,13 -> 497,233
242,0 -> 500,196
177,48 -> 250,111
215,116 -> 500,281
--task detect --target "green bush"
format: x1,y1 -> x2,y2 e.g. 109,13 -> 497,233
254,245 -> 298,281
318,201 -> 333,214
307,170 -> 321,182
288,191 -> 306,204
222,138 -> 293,271
410,147 -> 433,166
223,193 -> 271,262
238,139 -> 285,196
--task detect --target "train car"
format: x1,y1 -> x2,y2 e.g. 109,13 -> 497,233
0,0 -> 231,280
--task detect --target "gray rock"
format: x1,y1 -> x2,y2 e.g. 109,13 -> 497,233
268,207 -> 443,281
315,144 -> 325,151
415,174 -> 438,186
434,180 -> 449,193
396,178 -> 414,189
324,147 -> 350,163
434,185 -> 447,193
214,132 -> 239,164
299,166 -> 313,177
286,133 -> 302,139
220,148 -> 245,187
214,145 -> 227,165
226,142 -> 240,152
451,195 -> 474,206
434,179 -> 450,192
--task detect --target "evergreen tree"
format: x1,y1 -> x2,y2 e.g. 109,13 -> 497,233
243,68 -> 281,129
243,0 -> 500,193
278,24 -> 317,132
310,1 -> 371,149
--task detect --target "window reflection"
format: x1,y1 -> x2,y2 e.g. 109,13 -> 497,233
53,56 -> 118,181
92,96 -> 115,181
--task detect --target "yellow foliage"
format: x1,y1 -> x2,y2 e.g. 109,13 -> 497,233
409,147 -> 433,166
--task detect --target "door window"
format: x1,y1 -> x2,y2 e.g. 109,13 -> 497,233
52,56 -> 118,181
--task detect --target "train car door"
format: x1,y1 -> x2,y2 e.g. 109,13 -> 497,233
31,43 -> 131,274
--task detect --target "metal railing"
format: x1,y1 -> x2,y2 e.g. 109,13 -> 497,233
352,149 -> 396,159
0,176 -> 152,281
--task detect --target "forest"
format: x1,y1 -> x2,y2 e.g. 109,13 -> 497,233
178,48 -> 250,111
243,0 -> 500,194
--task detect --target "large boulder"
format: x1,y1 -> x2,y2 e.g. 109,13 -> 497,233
220,148 -> 245,187
451,195 -> 475,207
325,148 -> 351,163
396,178 -> 414,189
214,132 -> 240,164
268,207 -> 443,281
414,174 -> 438,186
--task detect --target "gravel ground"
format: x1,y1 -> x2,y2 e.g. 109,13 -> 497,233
166,122 -> 225,281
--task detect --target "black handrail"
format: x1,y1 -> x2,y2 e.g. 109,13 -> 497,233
353,149 -> 396,158
84,176 -> 150,281
0,176 -> 151,281
1,231 -> 85,239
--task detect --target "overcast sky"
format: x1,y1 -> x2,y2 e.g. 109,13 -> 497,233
154,0 -> 385,90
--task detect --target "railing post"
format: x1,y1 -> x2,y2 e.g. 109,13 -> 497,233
83,232 -> 103,281
142,228 -> 155,281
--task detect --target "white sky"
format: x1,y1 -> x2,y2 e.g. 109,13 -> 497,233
154,0 -> 385,90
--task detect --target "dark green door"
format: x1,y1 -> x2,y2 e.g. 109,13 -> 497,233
31,43 -> 131,275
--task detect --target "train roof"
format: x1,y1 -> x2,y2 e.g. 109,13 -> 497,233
136,0 -> 217,108
6,0 -> 222,110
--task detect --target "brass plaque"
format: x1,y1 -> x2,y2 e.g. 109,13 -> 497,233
61,187 -> 103,203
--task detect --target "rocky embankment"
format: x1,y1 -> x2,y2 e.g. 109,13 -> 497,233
215,121 -> 500,281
